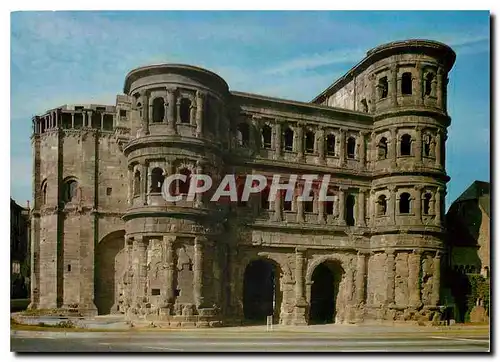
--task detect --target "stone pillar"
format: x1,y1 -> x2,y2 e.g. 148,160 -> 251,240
339,128 -> 346,166
82,111 -> 87,128
293,248 -> 307,325
390,127 -> 397,168
296,185 -> 304,223
164,236 -> 175,303
435,187 -> 443,226
317,127 -> 325,164
408,249 -> 422,308
195,161 -> 204,207
391,64 -> 398,107
274,190 -> 283,222
317,194 -> 325,224
132,236 -> 147,303
296,123 -> 304,160
141,163 -> 148,205
195,91 -> 204,136
71,112 -> 75,129
88,111 -> 93,128
193,236 -> 205,308
356,252 -> 366,305
414,185 -> 423,223
140,91 -> 149,135
385,249 -> 395,306
436,67 -> 445,109
369,74 -> 377,112
100,113 -> 104,130
127,167 -> 133,206
415,126 -> 422,164
338,186 -> 346,225
357,188 -> 366,227
431,251 -> 441,306
416,62 -> 424,105
388,185 -> 396,225
435,131 -> 442,168
167,88 -> 176,132
176,98 -> 181,124
274,122 -> 282,159
358,131 -> 366,167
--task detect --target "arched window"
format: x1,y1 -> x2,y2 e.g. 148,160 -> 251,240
136,102 -> 142,119
423,193 -> 432,215
304,189 -> 314,213
150,168 -> 164,193
423,133 -> 432,157
177,168 -> 191,195
237,122 -> 250,146
152,98 -> 165,123
400,134 -> 412,156
284,127 -> 294,152
262,125 -> 272,149
41,181 -> 48,205
347,137 -> 356,159
326,134 -> 336,156
401,72 -> 412,95
133,170 -> 141,196
360,99 -> 368,113
399,192 -> 411,214
63,179 -> 78,203
305,131 -> 315,154
346,194 -> 355,226
325,189 -> 335,215
425,73 -> 435,96
378,137 -> 388,160
378,76 -> 388,99
377,195 -> 387,216
261,186 -> 270,210
180,98 -> 191,124
283,190 -> 292,211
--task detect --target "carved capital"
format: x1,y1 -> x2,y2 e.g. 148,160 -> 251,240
414,184 -> 425,191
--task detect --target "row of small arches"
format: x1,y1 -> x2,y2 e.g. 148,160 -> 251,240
376,192 -> 434,216
40,178 -> 79,205
377,71 -> 436,100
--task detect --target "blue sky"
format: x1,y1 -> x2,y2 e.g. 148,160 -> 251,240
10,11 -> 490,209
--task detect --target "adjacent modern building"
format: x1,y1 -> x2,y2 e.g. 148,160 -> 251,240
11,198 -> 30,299
29,39 -> 456,326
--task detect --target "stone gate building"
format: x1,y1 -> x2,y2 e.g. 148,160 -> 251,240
29,39 -> 456,326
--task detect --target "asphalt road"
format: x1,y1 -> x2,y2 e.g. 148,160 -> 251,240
11,329 -> 490,352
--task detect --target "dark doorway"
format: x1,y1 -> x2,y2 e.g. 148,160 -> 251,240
243,259 -> 280,323
309,261 -> 342,324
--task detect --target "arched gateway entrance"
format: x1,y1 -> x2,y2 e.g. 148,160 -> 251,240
309,261 -> 343,324
243,259 -> 281,323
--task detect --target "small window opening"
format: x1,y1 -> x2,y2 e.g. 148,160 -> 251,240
305,131 -> 315,153
67,264 -> 71,272
378,77 -> 388,99
304,190 -> 314,213
152,98 -> 165,123
346,194 -> 355,226
106,187 -> 112,196
133,171 -> 141,196
423,134 -> 432,157
237,123 -> 250,146
180,98 -> 191,124
423,193 -> 432,215
151,289 -> 161,296
377,195 -> 387,216
150,167 -> 164,193
347,137 -> 356,159
361,99 -> 368,112
401,134 -> 412,156
399,192 -> 411,214
284,127 -> 294,152
262,125 -> 272,149
120,109 -> 127,118
378,137 -> 388,160
63,180 -> 78,203
425,73 -> 435,96
326,134 -> 336,156
261,187 -> 270,210
401,72 -> 412,95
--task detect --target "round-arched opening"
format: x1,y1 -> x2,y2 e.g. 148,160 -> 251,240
243,259 -> 281,324
309,260 -> 343,324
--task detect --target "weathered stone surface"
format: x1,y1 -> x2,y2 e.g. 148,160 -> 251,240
29,40 -> 456,326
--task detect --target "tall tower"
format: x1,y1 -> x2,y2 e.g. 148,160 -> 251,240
365,40 -> 456,320
120,64 -> 230,326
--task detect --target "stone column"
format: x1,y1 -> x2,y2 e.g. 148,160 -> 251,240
195,161 -> 204,208
296,123 -> 304,160
408,249 -> 422,308
82,111 -> 87,128
293,248 -> 308,325
390,127 -> 397,168
358,131 -> 366,167
435,131 -> 442,168
317,194 -> 325,224
356,252 -> 366,305
356,188 -> 366,227
164,236 -> 175,303
435,187 -> 443,226
274,190 -> 283,222
88,111 -> 93,128
71,112 -> 75,129
140,91 -> 149,135
141,163 -> 148,205
339,128 -> 346,166
193,236 -> 205,308
296,184 -> 304,223
250,116 -> 259,148
274,122 -> 282,159
167,88 -> 176,133
317,127 -> 325,164
338,186 -> 347,225
431,251 -> 441,306
385,249 -> 395,306
415,62 -> 424,105
414,185 -> 423,223
195,91 -> 204,136
388,185 -> 396,225
132,236 -> 147,303
436,67 -> 445,109
391,64 -> 398,107
415,126 -> 422,164
100,113 -> 104,130
176,98 -> 181,124
127,166 -> 133,206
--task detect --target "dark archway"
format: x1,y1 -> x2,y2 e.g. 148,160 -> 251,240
309,261 -> 343,324
94,230 -> 125,315
243,259 -> 281,324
